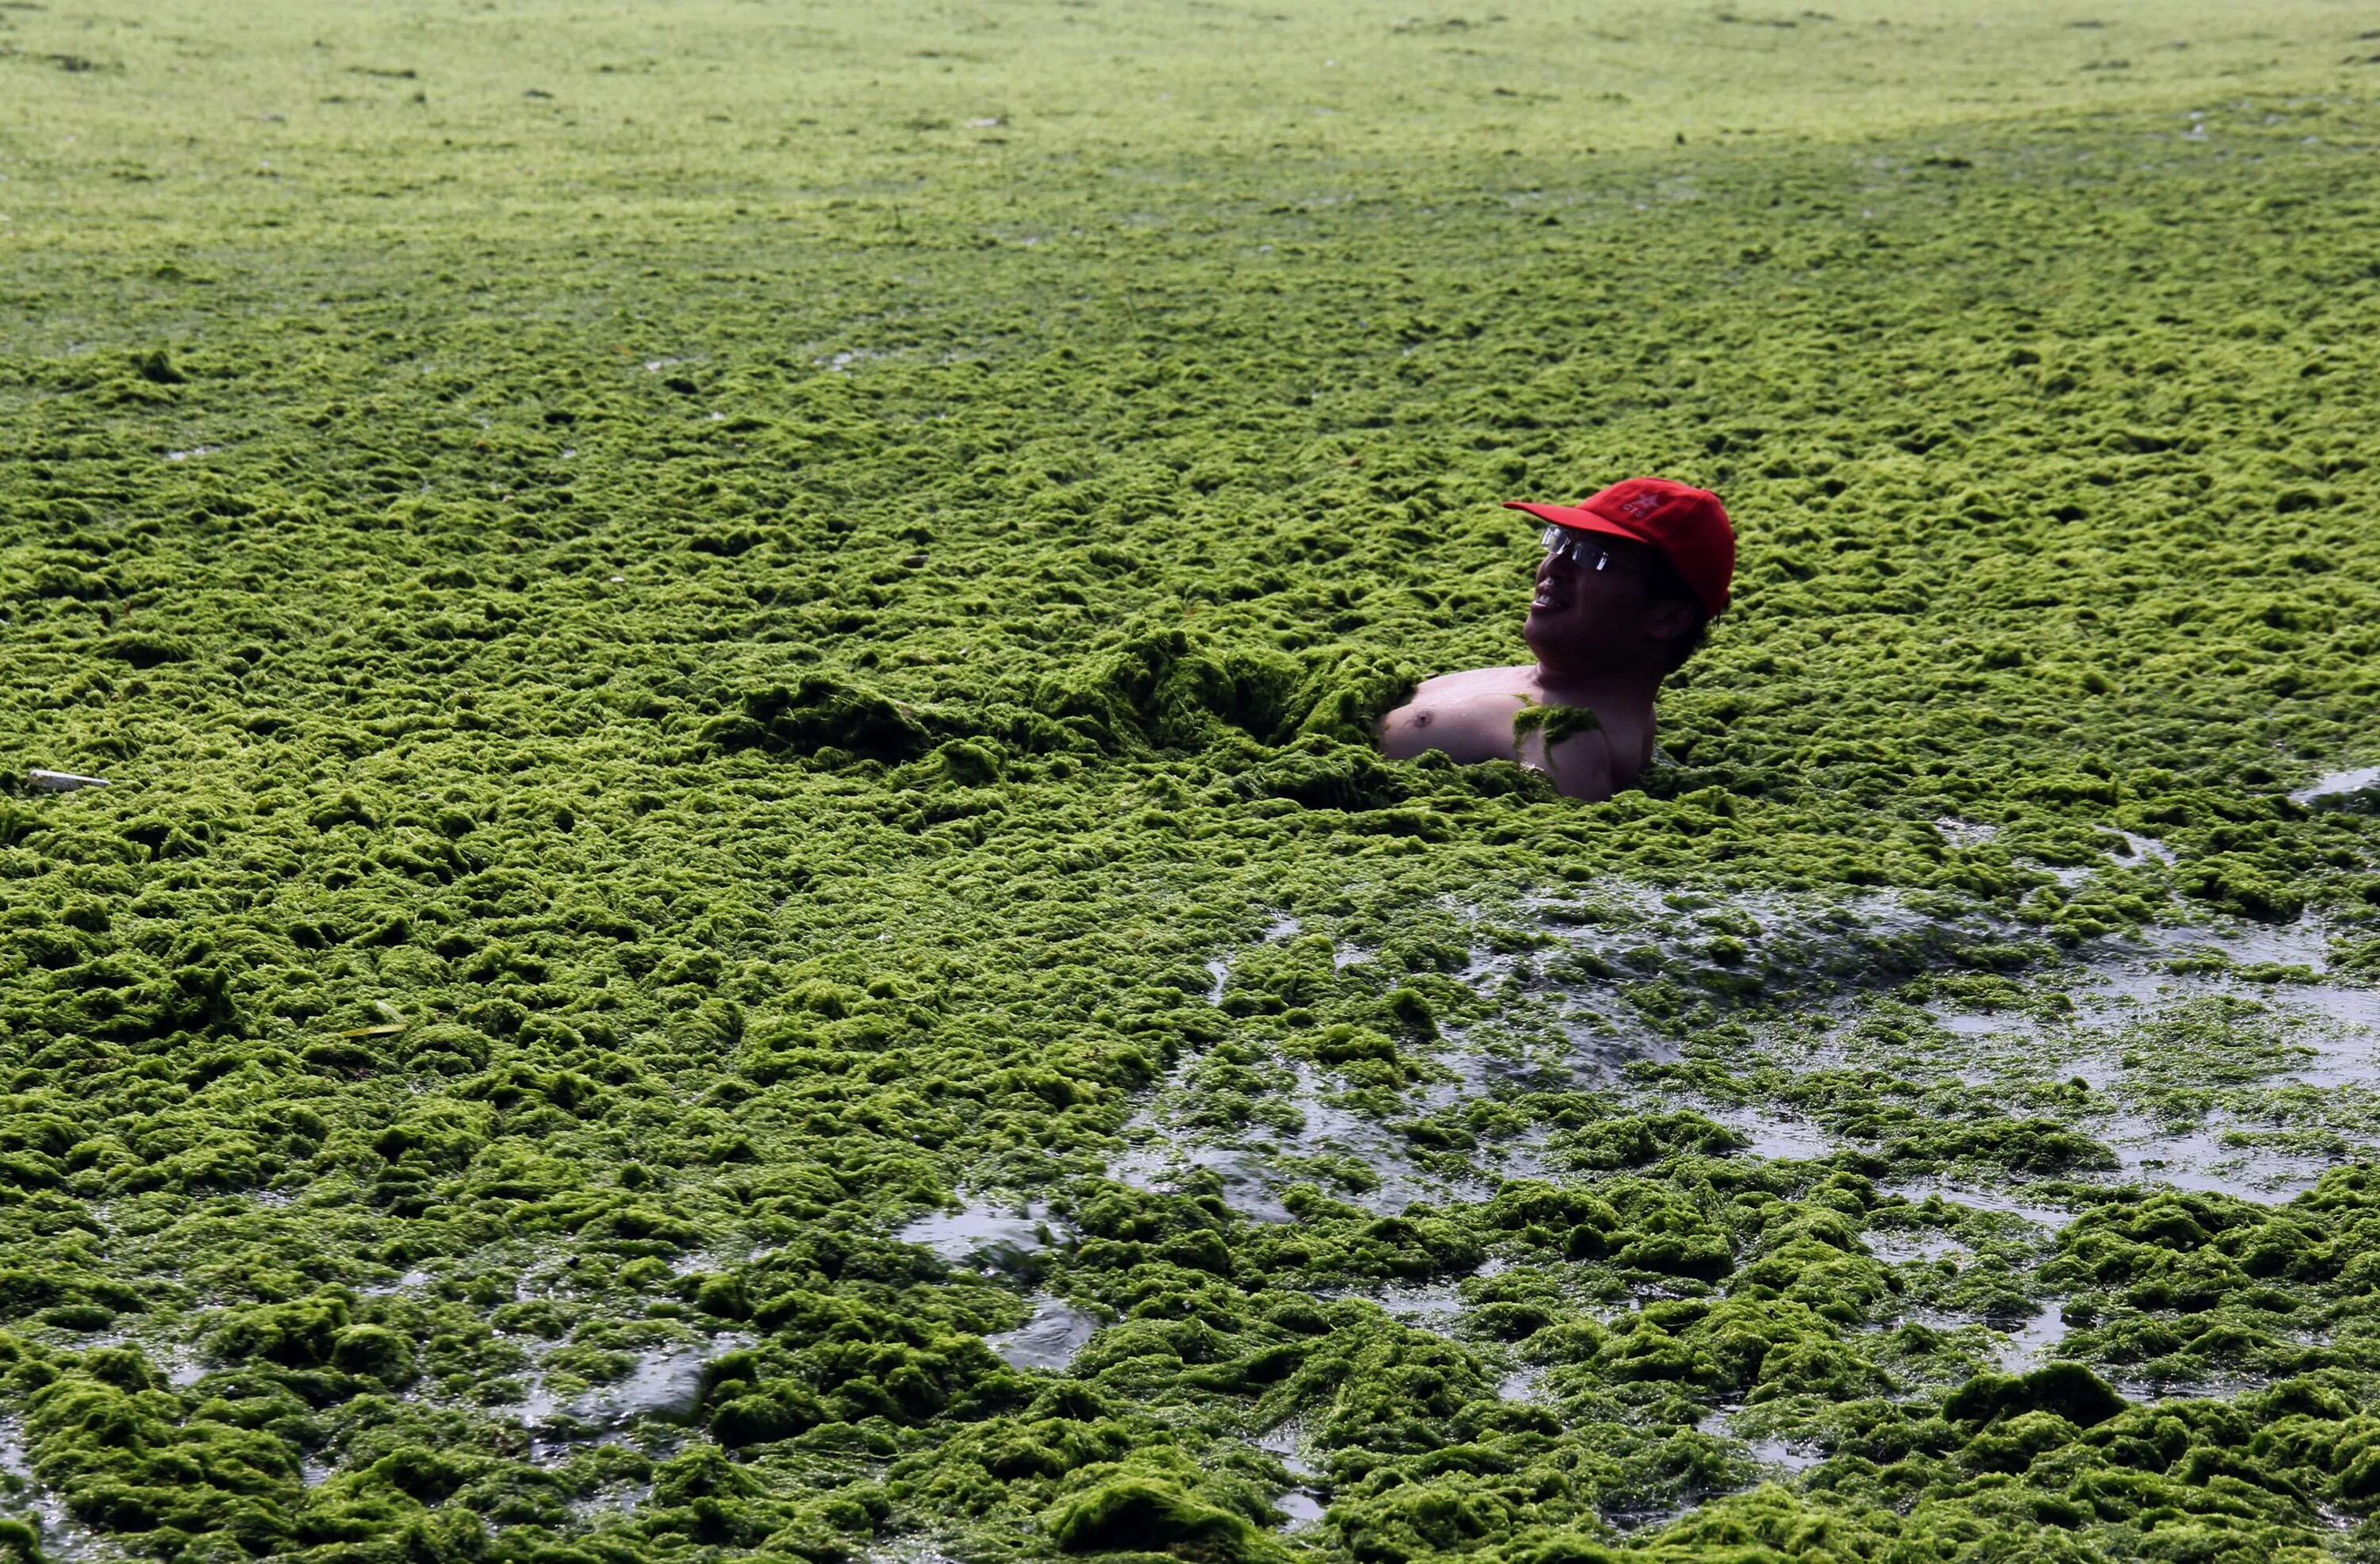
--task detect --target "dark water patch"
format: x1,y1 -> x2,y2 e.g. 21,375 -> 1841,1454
1864,1226 -> 1971,1263
0,1416 -> 115,1562
1704,1105 -> 1835,1160
1273,1489 -> 1326,1532
2291,765 -> 2380,808
569,1478 -> 654,1521
1879,1179 -> 2079,1231
1100,892 -> 2380,1272
503,1333 -> 756,1454
896,1201 -> 1069,1264
1111,1142 -> 1299,1223
1253,1421 -> 1321,1481
866,1539 -> 970,1564
1740,1435 -> 1823,1472
1990,1301 -> 2073,1371
360,1266 -> 432,1298
1702,1405 -> 1826,1474
1106,1010 -> 1518,1217
1510,884 -> 2043,1018
2105,1118 -> 2342,1202
1324,1278 -> 1469,1333
984,1294 -> 1099,1370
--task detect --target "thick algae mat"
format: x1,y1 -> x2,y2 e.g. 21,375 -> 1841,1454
7,0 -> 2380,1560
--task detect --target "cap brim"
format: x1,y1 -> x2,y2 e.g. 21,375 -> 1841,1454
1502,500 -> 1658,549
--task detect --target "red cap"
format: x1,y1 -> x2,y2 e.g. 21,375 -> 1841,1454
1504,477 -> 1735,616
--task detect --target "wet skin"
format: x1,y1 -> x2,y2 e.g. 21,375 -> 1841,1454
1376,534 -> 1699,800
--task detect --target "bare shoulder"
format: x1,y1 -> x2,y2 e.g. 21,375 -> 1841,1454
1541,724 -> 1619,801
1406,664 -> 1540,700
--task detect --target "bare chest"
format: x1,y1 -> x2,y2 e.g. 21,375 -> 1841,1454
1380,669 -> 1655,781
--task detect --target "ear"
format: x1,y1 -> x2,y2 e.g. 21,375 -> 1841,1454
1641,596 -> 1698,644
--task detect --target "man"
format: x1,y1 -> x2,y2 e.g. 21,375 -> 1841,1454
1376,477 -> 1734,801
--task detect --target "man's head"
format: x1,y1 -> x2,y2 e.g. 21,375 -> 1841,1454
1522,528 -> 1707,673
1504,477 -> 1733,677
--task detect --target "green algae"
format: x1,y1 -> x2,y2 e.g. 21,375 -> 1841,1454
1511,705 -> 1603,793
5,0 -> 2380,1561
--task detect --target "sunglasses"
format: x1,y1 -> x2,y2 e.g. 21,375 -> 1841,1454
1539,526 -> 1637,573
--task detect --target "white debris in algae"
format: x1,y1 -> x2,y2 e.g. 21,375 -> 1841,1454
27,769 -> 109,792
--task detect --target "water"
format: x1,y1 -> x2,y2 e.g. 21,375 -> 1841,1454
896,1201 -> 1069,1262
2113,830 -> 2176,864
1083,884 -> 2380,1546
1255,1421 -> 1322,1478
866,1537 -> 967,1564
2040,916 -> 2380,1201
2107,1120 -> 2337,1202
1111,1036 -> 1510,1219
1274,1490 -> 1326,1532
0,1416 -> 114,1562
505,1334 -> 754,1441
1107,887 -> 2380,1443
1883,1179 -> 2075,1230
569,1482 -> 652,1521
362,1267 -> 431,1298
1933,1010 -> 2030,1037
2290,765 -> 2380,806
1519,884 -> 2030,1021
1560,1014 -> 1684,1077
984,1296 -> 1100,1371
1992,1302 -> 2071,1372
1603,1503 -> 1689,1534
2089,924 -> 2380,1092
1111,1143 -> 1298,1223
573,1344 -> 723,1424
1744,1436 -> 1825,1472
1124,891 -> 2033,1234
1864,1227 -> 1970,1263
1710,1107 -> 1835,1161
2131,917 -> 2333,972
1363,1279 -> 1465,1329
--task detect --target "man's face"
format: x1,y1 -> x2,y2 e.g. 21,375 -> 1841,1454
1525,531 -> 1670,649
